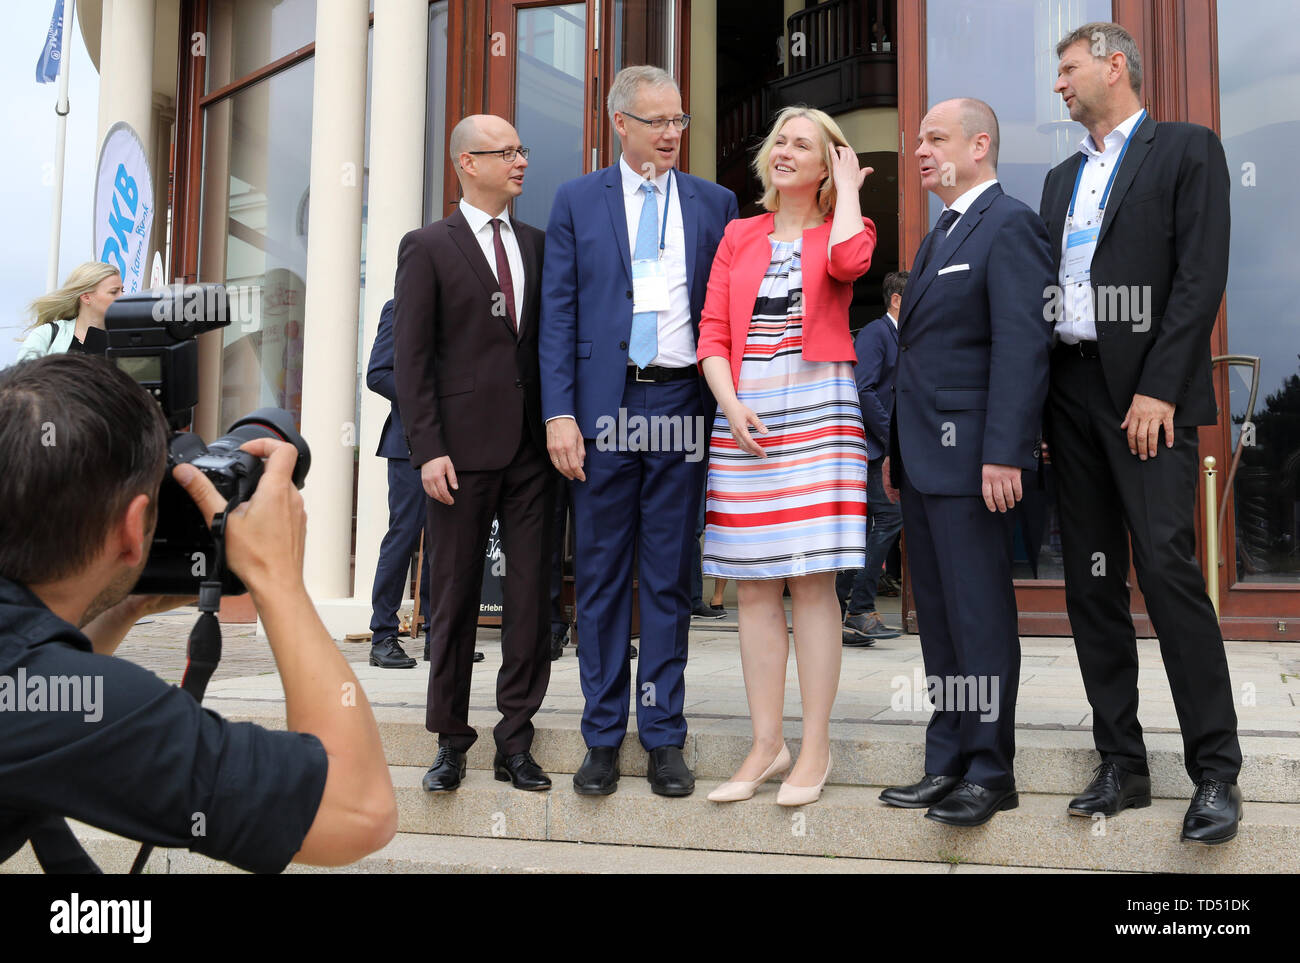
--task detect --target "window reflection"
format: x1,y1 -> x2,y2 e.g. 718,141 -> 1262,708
924,0 -> 1109,580
1218,0 -> 1300,582
512,4 -> 587,228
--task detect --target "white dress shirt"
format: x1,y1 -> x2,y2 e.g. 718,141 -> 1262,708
619,156 -> 693,367
459,197 -> 525,335
1055,108 -> 1145,344
939,178 -> 998,234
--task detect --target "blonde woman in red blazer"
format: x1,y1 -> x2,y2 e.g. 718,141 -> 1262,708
697,106 -> 875,806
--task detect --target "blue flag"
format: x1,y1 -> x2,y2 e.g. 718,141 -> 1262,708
36,0 -> 66,84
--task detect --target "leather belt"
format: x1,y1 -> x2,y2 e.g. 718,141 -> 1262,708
627,365 -> 697,383
1055,339 -> 1100,359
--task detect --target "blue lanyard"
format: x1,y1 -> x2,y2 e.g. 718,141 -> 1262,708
1067,110 -> 1145,221
655,171 -> 672,257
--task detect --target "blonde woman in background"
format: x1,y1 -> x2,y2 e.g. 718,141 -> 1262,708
17,262 -> 122,360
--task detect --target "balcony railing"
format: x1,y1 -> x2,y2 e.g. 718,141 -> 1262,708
787,0 -> 894,74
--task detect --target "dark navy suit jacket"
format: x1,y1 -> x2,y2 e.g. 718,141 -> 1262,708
539,164 -> 738,436
891,183 -> 1053,496
366,299 -> 409,459
853,313 -> 898,461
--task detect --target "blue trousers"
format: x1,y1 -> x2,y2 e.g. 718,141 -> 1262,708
570,378 -> 705,750
900,467 -> 1020,789
370,458 -> 432,643
836,456 -> 903,614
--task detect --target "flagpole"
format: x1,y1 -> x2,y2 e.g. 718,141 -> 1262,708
46,0 -> 75,291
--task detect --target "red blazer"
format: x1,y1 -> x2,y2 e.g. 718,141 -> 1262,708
697,212 -> 876,388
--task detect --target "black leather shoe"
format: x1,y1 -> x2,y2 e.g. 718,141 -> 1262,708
1067,761 -> 1152,817
573,747 -> 620,795
549,631 -> 567,661
925,780 -> 1019,826
369,636 -> 417,668
494,750 -> 552,791
423,643 -> 485,663
421,746 -> 467,793
1181,779 -> 1242,845
647,746 -> 695,797
879,773 -> 961,809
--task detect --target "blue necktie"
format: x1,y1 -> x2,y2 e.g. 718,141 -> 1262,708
628,181 -> 660,368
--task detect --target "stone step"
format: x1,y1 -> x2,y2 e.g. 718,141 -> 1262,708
0,823 -> 1109,874
211,699 -> 1300,804
388,765 -> 1300,874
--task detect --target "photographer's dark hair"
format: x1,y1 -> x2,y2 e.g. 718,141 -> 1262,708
883,270 -> 909,307
0,354 -> 167,584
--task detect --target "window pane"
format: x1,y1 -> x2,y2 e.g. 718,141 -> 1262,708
424,1 -> 450,224
1218,0 -> 1300,583
199,59 -> 314,431
206,0 -> 318,92
924,0 -> 1111,580
513,3 -> 587,228
924,0 -> 1111,222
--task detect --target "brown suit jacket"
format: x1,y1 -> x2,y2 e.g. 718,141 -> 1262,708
393,207 -> 547,471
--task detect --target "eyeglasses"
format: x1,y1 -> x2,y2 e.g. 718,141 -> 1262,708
622,112 -> 691,131
467,146 -> 531,162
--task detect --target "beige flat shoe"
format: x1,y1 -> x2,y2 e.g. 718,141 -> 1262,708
707,743 -> 792,802
776,755 -> 833,807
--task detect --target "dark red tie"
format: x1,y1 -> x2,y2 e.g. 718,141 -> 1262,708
490,218 -> 517,333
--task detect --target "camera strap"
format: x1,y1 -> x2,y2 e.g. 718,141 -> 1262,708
129,508 -> 234,874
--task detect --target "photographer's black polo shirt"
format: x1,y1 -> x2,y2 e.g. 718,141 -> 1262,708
0,577 -> 328,873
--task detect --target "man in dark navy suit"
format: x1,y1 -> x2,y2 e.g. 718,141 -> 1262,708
540,66 -> 737,797
365,299 -> 423,669
881,99 -> 1053,826
838,270 -> 908,645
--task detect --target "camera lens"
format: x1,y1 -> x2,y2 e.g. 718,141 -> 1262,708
208,407 -> 312,488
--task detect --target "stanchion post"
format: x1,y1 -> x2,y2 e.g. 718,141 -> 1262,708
1203,456 -> 1219,619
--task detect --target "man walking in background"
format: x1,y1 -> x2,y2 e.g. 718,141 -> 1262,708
839,270 -> 908,646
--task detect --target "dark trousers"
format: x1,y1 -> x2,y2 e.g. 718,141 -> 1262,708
901,468 -> 1020,789
424,435 -> 556,755
570,378 -> 705,750
549,479 -> 572,636
1045,348 -> 1241,783
836,455 -> 903,614
370,458 -> 432,642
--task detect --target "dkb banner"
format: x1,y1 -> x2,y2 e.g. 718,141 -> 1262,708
94,122 -> 154,294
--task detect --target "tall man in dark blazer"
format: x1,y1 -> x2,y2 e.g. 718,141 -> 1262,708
882,99 -> 1053,826
394,114 -> 555,794
540,66 -> 737,796
1041,22 -> 1242,843
838,270 -> 908,644
365,298 -> 423,669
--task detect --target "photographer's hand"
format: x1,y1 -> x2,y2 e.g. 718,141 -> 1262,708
81,594 -> 197,656
173,439 -> 397,866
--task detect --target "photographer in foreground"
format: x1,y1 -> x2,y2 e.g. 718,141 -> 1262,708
0,354 -> 396,873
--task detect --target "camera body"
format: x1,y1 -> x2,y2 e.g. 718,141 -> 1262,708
102,286 -> 311,595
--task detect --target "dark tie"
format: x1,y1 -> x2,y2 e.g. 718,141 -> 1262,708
490,218 -> 517,333
912,208 -> 961,278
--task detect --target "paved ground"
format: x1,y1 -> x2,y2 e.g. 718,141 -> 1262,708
122,596 -> 1300,738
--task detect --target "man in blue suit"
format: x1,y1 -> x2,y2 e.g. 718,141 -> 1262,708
539,65 -> 737,796
881,99 -> 1053,826
838,270 -> 908,645
365,298 -> 482,669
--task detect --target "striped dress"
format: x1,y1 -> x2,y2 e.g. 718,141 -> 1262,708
702,237 -> 868,580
